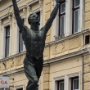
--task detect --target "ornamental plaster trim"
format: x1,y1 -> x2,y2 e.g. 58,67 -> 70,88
43,47 -> 89,66
45,28 -> 90,47
0,0 -> 23,12
0,28 -> 90,62
14,85 -> 24,90
26,0 -> 39,6
0,47 -> 89,76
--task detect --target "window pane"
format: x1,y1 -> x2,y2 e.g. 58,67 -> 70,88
60,83 -> 64,90
60,3 -> 65,14
19,32 -> 23,52
74,0 -> 80,7
58,81 -> 64,90
18,19 -> 24,52
74,10 -> 79,33
6,38 -> 10,56
7,29 -> 10,36
37,12 -> 40,22
36,12 -> 40,29
85,35 -> 90,45
59,1 -> 66,36
60,15 -> 65,36
5,26 -> 10,57
73,78 -> 79,89
0,88 -> 4,90
16,88 -> 23,90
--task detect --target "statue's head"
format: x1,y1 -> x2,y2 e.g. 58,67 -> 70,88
28,13 -> 39,25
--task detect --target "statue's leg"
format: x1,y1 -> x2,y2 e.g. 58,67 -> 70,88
35,57 -> 43,79
24,58 -> 38,90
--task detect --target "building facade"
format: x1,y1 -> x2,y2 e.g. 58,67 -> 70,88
0,0 -> 90,90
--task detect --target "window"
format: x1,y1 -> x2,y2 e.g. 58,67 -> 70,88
16,88 -> 23,90
5,26 -> 10,57
71,76 -> 79,90
36,11 -> 40,30
53,0 -> 83,40
0,88 -> 9,90
19,19 -> 24,52
15,86 -> 23,90
16,0 -> 19,1
57,80 -> 64,90
72,0 -> 80,34
19,31 -> 23,52
53,73 -> 80,90
59,0 -> 66,37
85,35 -> 90,45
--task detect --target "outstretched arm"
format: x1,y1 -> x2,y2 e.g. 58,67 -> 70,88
42,0 -> 60,34
12,0 -> 24,31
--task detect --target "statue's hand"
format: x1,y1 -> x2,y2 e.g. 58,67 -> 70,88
56,0 -> 61,3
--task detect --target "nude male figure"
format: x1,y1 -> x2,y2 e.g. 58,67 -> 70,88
12,0 -> 61,90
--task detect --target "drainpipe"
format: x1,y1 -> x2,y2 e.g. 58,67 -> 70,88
82,54 -> 84,90
82,0 -> 85,90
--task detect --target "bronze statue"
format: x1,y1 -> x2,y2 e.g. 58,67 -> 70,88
12,0 -> 61,90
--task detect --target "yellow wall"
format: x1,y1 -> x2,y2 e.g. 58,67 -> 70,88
0,0 -> 88,90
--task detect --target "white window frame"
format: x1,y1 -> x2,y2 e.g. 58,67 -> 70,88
5,26 -> 10,57
18,17 -> 25,53
52,72 -> 80,90
1,22 -> 11,58
14,7 -> 42,54
0,20 -> 2,59
72,0 -> 80,34
53,75 -> 65,90
67,72 -> 80,90
73,77 -> 79,90
17,0 -> 22,3
14,16 -> 25,54
52,0 -> 84,41
14,85 -> 24,90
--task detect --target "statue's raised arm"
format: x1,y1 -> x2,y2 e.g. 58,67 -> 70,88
12,0 -> 24,32
41,0 -> 61,34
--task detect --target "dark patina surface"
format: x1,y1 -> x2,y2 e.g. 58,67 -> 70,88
12,0 -> 61,90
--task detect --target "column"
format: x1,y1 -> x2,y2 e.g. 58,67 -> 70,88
0,20 -> 2,59
23,7 -> 27,51
65,0 -> 72,36
39,0 -> 43,28
13,13 -> 19,54
1,20 -> 5,58
43,65 -> 50,90
52,0 -> 59,41
8,15 -> 12,56
27,5 -> 31,27
79,0 -> 84,31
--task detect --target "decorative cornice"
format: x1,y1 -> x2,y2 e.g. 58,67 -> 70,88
30,7 -> 40,14
26,0 -> 39,6
0,67 -> 24,76
27,5 -> 31,12
0,28 -> 90,62
0,0 -> 39,20
0,47 -> 89,76
43,48 -> 89,66
39,0 -> 43,11
0,0 -> 21,12
39,0 -> 43,6
0,19 -> 2,25
0,51 -> 26,62
0,12 -> 12,20
8,15 -> 12,24
45,28 -> 90,47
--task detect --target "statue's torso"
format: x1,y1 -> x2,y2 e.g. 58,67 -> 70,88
23,28 -> 45,58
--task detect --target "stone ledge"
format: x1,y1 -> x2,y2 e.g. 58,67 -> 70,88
44,48 -> 88,66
